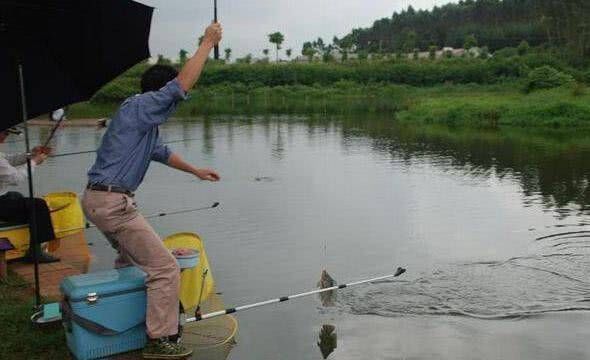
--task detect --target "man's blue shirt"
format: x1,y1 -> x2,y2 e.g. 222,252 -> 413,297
87,79 -> 186,191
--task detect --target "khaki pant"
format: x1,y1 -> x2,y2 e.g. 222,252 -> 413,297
82,190 -> 180,339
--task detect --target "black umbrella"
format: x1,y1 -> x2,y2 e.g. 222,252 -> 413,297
1,0 -> 153,129
0,0 -> 154,312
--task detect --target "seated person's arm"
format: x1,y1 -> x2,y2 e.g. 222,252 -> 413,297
4,152 -> 28,166
0,152 -> 46,185
5,147 -> 50,166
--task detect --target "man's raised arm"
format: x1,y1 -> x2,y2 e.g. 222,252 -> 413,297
177,23 -> 223,92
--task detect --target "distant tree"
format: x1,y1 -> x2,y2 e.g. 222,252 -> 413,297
262,49 -> 270,58
236,54 -> 253,64
518,40 -> 530,56
268,32 -> 285,62
464,34 -> 478,50
323,45 -> 335,63
302,42 -> 317,62
314,37 -> 326,53
178,49 -> 189,66
156,54 -> 172,65
224,48 -> 232,62
403,30 -> 417,53
428,45 -> 437,60
334,35 -> 354,62
285,48 -> 292,60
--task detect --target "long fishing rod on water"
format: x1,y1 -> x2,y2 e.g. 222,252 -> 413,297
185,267 -> 407,323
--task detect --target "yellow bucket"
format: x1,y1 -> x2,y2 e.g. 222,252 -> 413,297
0,192 -> 84,260
163,232 -> 216,310
44,192 -> 85,238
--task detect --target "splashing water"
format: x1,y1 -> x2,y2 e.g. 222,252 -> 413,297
338,231 -> 590,320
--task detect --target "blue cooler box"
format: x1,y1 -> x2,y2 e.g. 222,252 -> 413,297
60,267 -> 148,360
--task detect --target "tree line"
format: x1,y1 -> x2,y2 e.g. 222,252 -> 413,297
320,0 -> 588,63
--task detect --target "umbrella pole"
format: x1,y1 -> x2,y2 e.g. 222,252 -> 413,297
17,64 -> 42,309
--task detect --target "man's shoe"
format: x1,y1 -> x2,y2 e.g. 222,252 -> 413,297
142,337 -> 193,359
23,251 -> 60,264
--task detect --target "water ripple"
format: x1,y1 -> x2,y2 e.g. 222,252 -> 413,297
338,232 -> 590,320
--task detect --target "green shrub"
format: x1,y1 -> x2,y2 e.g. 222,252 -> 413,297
517,40 -> 530,56
571,82 -> 587,97
494,47 -> 518,58
583,70 -> 590,84
525,66 -> 574,93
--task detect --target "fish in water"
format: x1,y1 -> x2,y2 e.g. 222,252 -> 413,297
317,324 -> 337,359
317,269 -> 336,307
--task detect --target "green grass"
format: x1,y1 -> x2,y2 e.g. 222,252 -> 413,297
0,273 -> 69,360
396,84 -> 590,127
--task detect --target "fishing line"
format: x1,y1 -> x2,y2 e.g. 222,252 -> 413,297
50,128 -> 251,158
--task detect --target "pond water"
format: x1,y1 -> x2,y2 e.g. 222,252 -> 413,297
4,116 -> 590,360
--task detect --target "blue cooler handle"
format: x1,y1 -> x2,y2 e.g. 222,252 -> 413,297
60,300 -> 121,336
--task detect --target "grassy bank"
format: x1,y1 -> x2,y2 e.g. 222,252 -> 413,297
65,50 -> 590,128
396,84 -> 590,127
0,274 -> 69,359
69,82 -> 590,128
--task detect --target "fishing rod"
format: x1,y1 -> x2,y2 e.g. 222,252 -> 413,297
61,202 -> 220,233
185,267 -> 407,323
213,0 -> 220,60
42,116 -> 67,147
51,149 -> 97,158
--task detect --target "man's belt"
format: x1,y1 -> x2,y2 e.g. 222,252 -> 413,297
86,183 -> 134,197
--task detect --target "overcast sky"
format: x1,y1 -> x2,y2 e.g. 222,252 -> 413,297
138,0 -> 456,60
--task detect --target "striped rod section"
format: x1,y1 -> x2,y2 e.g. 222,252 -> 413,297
185,267 -> 406,323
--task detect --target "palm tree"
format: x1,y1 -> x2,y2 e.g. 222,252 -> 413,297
224,48 -> 232,62
268,32 -> 285,62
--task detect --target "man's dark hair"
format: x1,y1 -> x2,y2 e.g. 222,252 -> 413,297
140,65 -> 179,93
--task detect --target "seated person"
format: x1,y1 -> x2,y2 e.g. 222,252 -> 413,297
0,127 -> 59,263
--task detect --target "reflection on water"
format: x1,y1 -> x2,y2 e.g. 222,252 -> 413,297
317,324 -> 337,359
342,120 -> 590,219
5,115 -> 590,360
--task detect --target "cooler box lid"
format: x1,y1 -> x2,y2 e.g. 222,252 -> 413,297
61,267 -> 146,302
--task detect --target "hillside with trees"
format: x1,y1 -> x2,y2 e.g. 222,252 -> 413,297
331,0 -> 588,63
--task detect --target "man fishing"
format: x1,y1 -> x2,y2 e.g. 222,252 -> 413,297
82,22 -> 222,359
